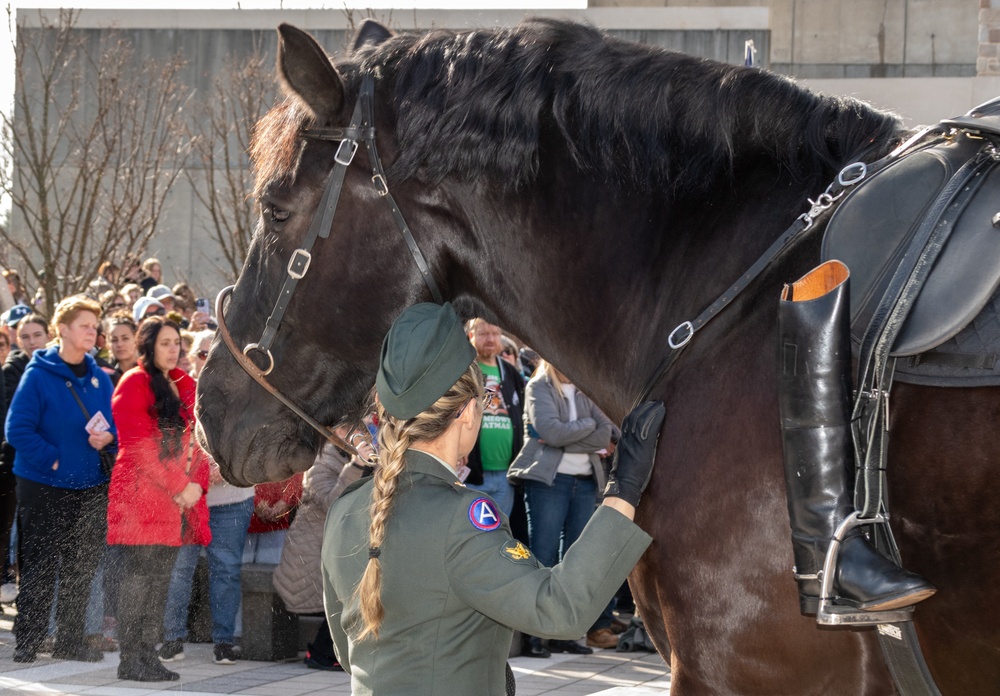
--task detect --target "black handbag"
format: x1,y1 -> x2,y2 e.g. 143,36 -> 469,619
65,380 -> 116,477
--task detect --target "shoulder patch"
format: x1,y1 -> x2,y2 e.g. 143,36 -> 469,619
500,540 -> 535,565
468,497 -> 501,531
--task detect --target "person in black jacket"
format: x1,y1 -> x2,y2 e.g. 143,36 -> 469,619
0,313 -> 50,600
463,320 -> 525,519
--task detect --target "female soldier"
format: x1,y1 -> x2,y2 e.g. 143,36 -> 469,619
322,303 -> 664,695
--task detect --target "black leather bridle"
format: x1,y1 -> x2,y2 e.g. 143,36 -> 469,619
215,74 -> 442,456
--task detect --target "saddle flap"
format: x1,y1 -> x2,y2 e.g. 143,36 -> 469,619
822,135 -> 1000,356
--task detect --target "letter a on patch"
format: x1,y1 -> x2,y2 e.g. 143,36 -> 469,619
469,497 -> 501,531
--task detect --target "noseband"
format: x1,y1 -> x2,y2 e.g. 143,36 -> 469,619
215,74 -> 442,457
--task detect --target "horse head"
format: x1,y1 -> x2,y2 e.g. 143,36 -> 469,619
196,21 -> 457,485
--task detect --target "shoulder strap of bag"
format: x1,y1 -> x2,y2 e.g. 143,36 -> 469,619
65,380 -> 91,419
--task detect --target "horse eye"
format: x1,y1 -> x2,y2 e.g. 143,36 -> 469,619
270,207 -> 290,223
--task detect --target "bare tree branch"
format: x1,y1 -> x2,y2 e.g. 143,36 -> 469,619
0,9 -> 192,313
186,34 -> 277,285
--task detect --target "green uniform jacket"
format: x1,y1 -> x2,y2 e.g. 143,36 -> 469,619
322,449 -> 652,696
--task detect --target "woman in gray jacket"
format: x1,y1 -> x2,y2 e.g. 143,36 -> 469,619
507,360 -> 617,654
274,437 -> 368,669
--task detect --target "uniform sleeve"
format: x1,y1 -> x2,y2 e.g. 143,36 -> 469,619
526,380 -> 596,448
446,504 -> 651,639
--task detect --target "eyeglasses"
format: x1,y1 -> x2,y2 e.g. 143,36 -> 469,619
144,308 -> 166,318
197,350 -> 209,359
111,302 -> 126,308
481,386 -> 498,409
457,387 -> 498,419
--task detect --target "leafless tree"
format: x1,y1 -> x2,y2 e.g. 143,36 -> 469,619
0,9 -> 191,313
186,36 -> 277,284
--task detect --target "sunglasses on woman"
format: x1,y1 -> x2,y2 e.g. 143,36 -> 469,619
455,387 -> 498,419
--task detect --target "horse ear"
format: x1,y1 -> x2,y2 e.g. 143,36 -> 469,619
352,19 -> 393,53
276,23 -> 344,124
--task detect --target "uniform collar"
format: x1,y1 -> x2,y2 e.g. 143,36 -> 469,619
405,449 -> 464,486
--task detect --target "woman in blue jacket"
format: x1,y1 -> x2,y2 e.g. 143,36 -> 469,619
5,295 -> 116,663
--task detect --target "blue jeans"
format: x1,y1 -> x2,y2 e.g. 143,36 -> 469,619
163,497 -> 253,644
242,530 -> 287,565
466,470 -> 515,517
523,474 -> 598,568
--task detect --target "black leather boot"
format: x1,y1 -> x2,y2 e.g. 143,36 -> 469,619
778,260 -> 935,614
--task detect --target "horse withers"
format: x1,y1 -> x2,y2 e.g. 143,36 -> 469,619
196,19 -> 1000,695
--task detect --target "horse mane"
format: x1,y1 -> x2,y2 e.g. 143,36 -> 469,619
252,18 -> 903,196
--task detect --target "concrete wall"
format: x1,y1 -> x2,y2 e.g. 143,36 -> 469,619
591,0 -> 979,77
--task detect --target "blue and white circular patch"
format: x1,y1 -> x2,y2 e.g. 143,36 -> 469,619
468,497 -> 501,531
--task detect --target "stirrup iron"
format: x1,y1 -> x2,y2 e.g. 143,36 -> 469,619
815,512 -> 915,626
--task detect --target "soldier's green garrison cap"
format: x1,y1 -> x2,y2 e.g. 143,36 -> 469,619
376,302 -> 476,420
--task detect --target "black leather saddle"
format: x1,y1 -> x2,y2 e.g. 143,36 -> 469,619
822,98 -> 1000,358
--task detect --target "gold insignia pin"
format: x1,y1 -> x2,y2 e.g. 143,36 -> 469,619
504,541 -> 531,561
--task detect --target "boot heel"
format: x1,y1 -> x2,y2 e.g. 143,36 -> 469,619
799,595 -> 819,615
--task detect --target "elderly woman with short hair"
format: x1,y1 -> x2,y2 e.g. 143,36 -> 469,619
5,295 -> 116,664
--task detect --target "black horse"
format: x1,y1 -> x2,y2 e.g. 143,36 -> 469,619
196,19 -> 999,695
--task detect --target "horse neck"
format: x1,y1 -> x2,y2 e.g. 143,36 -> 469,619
457,160 -> 818,420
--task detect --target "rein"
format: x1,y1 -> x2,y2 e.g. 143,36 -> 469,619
214,74 -> 442,459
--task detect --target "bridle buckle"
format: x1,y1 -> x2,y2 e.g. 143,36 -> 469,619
287,249 -> 312,280
334,139 -> 358,166
372,173 -> 389,196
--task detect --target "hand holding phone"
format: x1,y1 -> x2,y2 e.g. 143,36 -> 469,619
195,297 -> 211,315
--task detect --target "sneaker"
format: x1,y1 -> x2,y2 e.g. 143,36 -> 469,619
213,642 -> 238,665
0,582 -> 18,604
158,640 -> 184,663
118,656 -> 180,682
303,648 -> 344,671
586,627 -> 619,650
38,636 -> 55,656
549,639 -> 593,655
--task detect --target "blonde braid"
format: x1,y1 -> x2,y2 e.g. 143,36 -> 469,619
354,415 -> 410,640
353,363 -> 484,641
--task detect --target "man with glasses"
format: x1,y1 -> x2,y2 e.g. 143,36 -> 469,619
463,319 -> 526,519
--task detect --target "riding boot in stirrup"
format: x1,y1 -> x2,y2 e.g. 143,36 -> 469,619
777,260 -> 935,615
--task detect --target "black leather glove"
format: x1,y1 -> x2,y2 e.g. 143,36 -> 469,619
603,401 -> 666,507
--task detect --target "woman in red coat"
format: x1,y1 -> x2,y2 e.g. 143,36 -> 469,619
107,317 -> 210,682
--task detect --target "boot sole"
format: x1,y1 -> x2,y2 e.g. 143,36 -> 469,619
854,588 -> 937,612
800,587 -> 936,615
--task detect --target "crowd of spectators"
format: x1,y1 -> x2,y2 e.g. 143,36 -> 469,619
0,258 -> 308,682
0,258 -> 633,679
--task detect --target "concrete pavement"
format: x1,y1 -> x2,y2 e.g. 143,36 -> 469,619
0,613 -> 670,695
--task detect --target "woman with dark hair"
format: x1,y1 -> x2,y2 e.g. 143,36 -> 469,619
106,315 -> 139,386
107,316 -> 209,682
